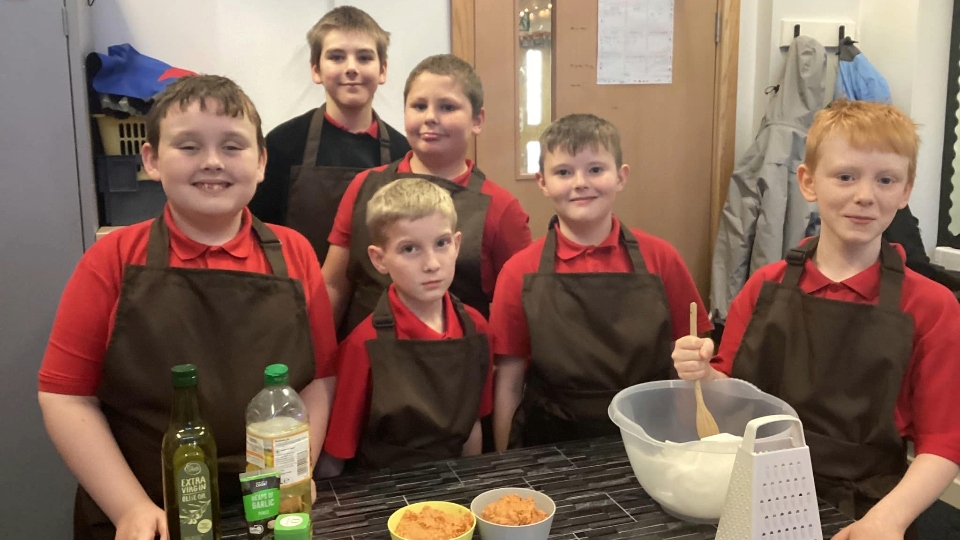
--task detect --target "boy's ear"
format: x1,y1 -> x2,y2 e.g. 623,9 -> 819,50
452,230 -> 463,255
378,60 -> 387,85
141,142 -> 162,181
256,147 -> 267,184
471,107 -> 485,136
536,171 -> 549,197
310,61 -> 323,86
367,244 -> 389,275
898,179 -> 914,210
797,163 -> 818,203
616,163 -> 630,192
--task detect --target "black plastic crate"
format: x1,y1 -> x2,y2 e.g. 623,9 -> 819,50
94,154 -> 166,226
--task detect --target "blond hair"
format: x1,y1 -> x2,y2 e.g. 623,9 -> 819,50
539,113 -> 622,172
366,178 -> 458,246
404,54 -> 484,116
306,6 -> 390,68
145,74 -> 263,152
805,99 -> 920,183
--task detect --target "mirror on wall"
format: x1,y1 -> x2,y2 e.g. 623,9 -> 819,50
518,0 -> 553,177
939,5 -> 960,248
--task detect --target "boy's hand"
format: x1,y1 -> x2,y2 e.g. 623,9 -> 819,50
114,500 -> 167,540
672,336 -> 715,380
831,515 -> 904,540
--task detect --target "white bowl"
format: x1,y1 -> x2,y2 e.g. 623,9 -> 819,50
608,379 -> 798,523
469,487 -> 555,540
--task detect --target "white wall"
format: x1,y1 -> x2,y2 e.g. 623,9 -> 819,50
86,0 -> 450,133
736,0 -> 953,253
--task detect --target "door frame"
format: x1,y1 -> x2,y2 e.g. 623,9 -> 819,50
450,0 -> 741,277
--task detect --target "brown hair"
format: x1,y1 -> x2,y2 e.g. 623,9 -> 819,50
805,99 -> 920,183
307,6 -> 390,68
366,178 -> 458,247
403,54 -> 484,116
538,113 -> 623,171
145,75 -> 264,151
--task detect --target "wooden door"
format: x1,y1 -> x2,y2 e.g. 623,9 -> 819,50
455,0 -> 740,295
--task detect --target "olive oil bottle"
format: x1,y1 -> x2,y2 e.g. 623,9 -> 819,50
162,364 -> 221,540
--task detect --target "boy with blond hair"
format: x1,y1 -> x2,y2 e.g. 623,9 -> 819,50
323,178 -> 493,471
674,100 -> 960,540
490,113 -> 710,450
323,53 -> 531,339
250,5 -> 410,263
37,75 -> 338,540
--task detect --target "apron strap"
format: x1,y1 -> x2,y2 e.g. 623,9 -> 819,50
300,105 -> 326,168
375,111 -> 392,165
465,165 -> 486,192
782,236 -> 817,287
370,290 -> 475,339
878,241 -> 905,311
250,217 -> 289,278
145,212 -> 288,277
538,217 -> 648,274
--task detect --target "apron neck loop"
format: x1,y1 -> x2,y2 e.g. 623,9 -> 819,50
370,290 -> 476,340
465,165 -> 485,192
878,241 -> 904,311
146,212 -> 171,269
250,217 -> 289,278
538,217 -> 649,275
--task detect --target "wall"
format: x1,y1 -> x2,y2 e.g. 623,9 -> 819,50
735,0 -> 953,253
86,0 -> 450,133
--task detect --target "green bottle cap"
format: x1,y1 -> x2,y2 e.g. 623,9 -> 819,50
171,364 -> 198,388
274,513 -> 311,539
264,364 -> 289,386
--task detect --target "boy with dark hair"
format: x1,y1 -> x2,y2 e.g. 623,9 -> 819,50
323,53 -> 531,338
38,75 -> 338,540
491,113 -> 710,450
249,5 -> 410,263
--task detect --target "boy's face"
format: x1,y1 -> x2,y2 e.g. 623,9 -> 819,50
537,145 -> 628,229
799,134 -> 913,249
404,73 -> 484,165
312,30 -> 386,114
141,100 -> 266,225
368,212 -> 462,311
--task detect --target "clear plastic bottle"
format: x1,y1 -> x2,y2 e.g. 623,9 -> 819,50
245,364 -> 312,515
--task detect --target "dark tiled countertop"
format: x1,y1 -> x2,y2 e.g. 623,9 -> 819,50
222,437 -> 853,539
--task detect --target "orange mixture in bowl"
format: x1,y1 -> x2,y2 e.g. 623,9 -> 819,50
395,505 -> 474,540
481,494 -> 549,526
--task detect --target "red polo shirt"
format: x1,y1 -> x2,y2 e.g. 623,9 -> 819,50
490,217 -> 711,360
38,205 -> 339,395
324,285 -> 495,460
714,243 -> 960,464
324,111 -> 379,138
327,151 -> 532,296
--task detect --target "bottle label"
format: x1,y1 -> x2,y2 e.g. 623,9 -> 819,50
176,461 -> 214,540
273,428 -> 311,485
246,432 -> 267,469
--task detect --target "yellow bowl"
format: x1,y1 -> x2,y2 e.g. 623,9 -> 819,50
387,500 -> 476,540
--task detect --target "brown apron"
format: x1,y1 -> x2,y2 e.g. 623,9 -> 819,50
341,162 -> 491,339
730,237 -> 917,537
509,218 -> 673,448
287,103 -> 392,264
73,213 -> 316,540
357,291 -> 488,470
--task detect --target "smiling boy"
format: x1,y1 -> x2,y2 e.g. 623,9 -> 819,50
490,113 -> 709,450
37,75 -> 338,540
673,100 -> 960,540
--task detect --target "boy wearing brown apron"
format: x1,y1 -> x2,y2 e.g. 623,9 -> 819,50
674,100 -> 960,540
323,178 -> 493,471
490,114 -> 710,450
322,54 -> 532,339
37,76 -> 339,540
249,6 -> 410,264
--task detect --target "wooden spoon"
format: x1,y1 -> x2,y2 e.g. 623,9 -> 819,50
690,302 -> 720,439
